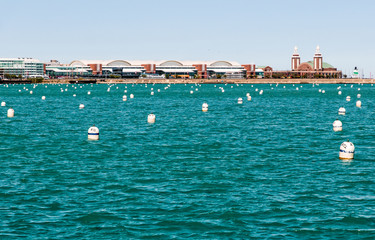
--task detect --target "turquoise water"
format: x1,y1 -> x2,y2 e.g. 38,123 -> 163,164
1,83 -> 375,239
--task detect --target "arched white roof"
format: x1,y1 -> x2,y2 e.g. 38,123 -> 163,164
69,60 -> 123,66
68,60 -> 244,67
159,60 -> 184,66
209,61 -> 233,66
107,60 -> 131,66
70,60 -> 87,66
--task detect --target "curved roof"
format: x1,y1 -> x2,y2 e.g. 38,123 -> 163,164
297,62 -> 313,71
209,61 -> 233,66
323,62 -> 334,68
107,60 -> 131,66
159,60 -> 184,66
145,60 -> 242,66
306,61 -> 335,69
307,61 -> 314,68
70,60 -> 133,66
69,59 -> 244,67
70,60 -> 87,66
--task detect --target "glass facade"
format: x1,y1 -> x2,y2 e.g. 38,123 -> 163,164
0,58 -> 44,77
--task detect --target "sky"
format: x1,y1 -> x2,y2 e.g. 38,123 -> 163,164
0,0 -> 374,77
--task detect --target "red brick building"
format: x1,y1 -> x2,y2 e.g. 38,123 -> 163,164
264,46 -> 342,78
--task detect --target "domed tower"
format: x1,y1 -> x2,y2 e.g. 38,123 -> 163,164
291,46 -> 300,71
314,45 -> 323,71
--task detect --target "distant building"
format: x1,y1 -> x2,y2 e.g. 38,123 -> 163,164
289,46 -> 341,78
45,60 -> 91,77
46,60 -> 257,79
264,46 -> 342,78
0,58 -> 44,78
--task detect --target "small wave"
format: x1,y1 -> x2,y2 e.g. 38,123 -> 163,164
75,211 -> 124,224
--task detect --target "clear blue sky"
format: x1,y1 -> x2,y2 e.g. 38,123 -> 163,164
1,0 -> 374,77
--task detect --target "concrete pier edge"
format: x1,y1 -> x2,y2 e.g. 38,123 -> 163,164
39,78 -> 375,84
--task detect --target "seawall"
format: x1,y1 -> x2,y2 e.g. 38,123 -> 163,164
42,78 -> 375,84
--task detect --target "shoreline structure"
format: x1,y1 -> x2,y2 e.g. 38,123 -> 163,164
38,78 -> 375,84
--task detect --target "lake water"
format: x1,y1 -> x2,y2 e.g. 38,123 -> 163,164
1,83 -> 375,239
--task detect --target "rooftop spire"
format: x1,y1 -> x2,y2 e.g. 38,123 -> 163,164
294,46 -> 298,54
315,45 -> 320,54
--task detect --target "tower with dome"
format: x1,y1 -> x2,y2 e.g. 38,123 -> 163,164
289,46 -> 341,78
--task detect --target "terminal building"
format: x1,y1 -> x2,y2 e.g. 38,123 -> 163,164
46,46 -> 340,79
1,47 -> 342,80
0,58 -> 45,78
46,60 -> 258,79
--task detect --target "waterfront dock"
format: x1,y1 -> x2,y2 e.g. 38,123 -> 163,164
40,78 -> 375,84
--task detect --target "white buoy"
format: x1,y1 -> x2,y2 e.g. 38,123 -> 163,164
122,95 -> 127,101
190,90 -> 194,94
356,100 -> 362,108
339,140 -> 355,160
88,91 -> 91,95
73,94 -> 76,97
346,96 -> 351,102
151,91 -> 154,95
79,104 -> 85,109
30,91 -> 33,94
333,119 -> 343,132
319,89 -> 322,92
338,107 -> 346,115
259,90 -> 263,95
1,101 -> 6,107
7,108 -> 14,118
130,94 -> 134,99
247,96 -> 252,101
357,94 -> 361,98
147,114 -> 156,123
238,97 -> 243,104
338,91 -> 342,95
322,90 -> 325,93
246,93 -> 250,97
202,102 -> 208,112
88,125 -> 99,140
42,96 -> 46,100
296,87 -> 299,90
